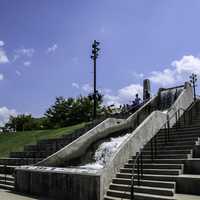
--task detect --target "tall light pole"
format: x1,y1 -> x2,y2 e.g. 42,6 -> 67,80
189,73 -> 197,101
91,40 -> 100,119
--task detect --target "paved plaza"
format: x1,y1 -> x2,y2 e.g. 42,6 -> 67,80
0,189 -> 52,200
1,189 -> 200,200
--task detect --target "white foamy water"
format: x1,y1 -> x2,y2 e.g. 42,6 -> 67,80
79,133 -> 131,170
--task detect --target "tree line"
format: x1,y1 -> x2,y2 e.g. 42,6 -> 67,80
4,93 -> 110,132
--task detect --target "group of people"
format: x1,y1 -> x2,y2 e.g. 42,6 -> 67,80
119,94 -> 142,115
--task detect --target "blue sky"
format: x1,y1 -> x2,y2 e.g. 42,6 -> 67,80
0,0 -> 200,124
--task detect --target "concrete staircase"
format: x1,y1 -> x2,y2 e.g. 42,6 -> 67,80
104,103 -> 200,200
0,121 -> 104,190
0,122 -> 100,167
0,174 -> 14,190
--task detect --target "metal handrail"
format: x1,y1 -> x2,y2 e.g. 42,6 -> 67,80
161,85 -> 184,91
130,150 -> 143,200
154,101 -> 199,161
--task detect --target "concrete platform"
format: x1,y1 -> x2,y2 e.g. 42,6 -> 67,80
175,193 -> 200,200
0,189 -> 52,200
1,189 -> 200,200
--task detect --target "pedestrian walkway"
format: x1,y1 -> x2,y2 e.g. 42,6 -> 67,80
175,194 -> 200,200
0,189 -> 52,200
1,189 -> 200,200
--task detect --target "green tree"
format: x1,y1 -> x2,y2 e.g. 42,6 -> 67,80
45,93 -> 103,128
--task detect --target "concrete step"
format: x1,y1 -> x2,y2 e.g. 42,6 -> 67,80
120,168 -> 181,176
0,183 -> 14,190
0,158 -> 42,165
156,133 -> 200,140
144,144 -> 194,151
24,144 -> 63,152
156,137 -> 198,143
0,165 -> 15,174
176,122 -> 200,127
37,138 -> 68,144
132,154 -> 189,160
109,183 -> 174,196
112,178 -> 175,189
159,127 -> 200,135
124,163 -> 183,170
106,189 -> 175,200
0,174 -> 14,182
145,140 -> 196,147
9,151 -> 54,159
0,179 -> 14,186
116,173 -> 177,182
128,159 -> 186,164
0,173 -> 15,190
142,150 -> 192,155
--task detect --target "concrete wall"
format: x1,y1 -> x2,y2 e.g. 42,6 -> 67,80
176,175 -> 200,195
101,111 -> 167,199
183,159 -> 200,174
15,167 -> 101,200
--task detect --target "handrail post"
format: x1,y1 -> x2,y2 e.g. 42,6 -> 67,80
137,156 -> 140,186
190,108 -> 193,124
137,114 -> 140,126
167,119 -> 170,142
183,111 -> 186,127
131,152 -> 139,200
140,150 -> 143,178
131,177 -> 134,200
4,165 -> 7,185
151,139 -> 154,161
154,135 -> 157,158
178,109 -> 181,128
164,124 -> 167,144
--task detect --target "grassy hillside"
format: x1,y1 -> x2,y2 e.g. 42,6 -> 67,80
0,123 -> 86,157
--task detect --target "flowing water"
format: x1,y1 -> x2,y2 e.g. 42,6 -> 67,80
69,133 -> 131,170
159,87 -> 183,110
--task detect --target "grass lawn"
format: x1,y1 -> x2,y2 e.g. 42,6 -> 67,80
0,123 -> 86,158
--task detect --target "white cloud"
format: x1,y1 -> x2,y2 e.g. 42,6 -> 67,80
101,88 -> 112,94
149,55 -> 200,87
16,70 -> 21,76
0,49 -> 9,64
82,83 -> 93,92
132,71 -> 144,79
0,107 -> 17,127
149,69 -> 176,86
71,82 -> 143,107
0,74 -> 4,80
0,41 -> 4,47
104,84 -> 143,106
13,48 -> 35,62
118,84 -> 143,99
23,61 -> 31,66
72,82 -> 80,89
15,48 -> 35,57
172,55 -> 200,75
47,44 -> 58,54
104,94 -> 121,107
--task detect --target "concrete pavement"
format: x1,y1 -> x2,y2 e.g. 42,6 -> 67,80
0,189 -> 52,200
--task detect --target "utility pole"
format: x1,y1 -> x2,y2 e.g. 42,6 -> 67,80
189,73 -> 197,101
91,40 -> 100,119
